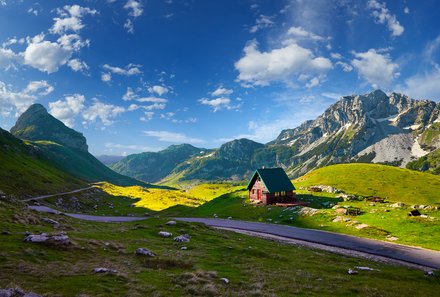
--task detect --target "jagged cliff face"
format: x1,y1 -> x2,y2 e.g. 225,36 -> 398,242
10,104 -> 88,152
271,90 -> 440,177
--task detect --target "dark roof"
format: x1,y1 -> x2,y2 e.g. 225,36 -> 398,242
246,168 -> 295,193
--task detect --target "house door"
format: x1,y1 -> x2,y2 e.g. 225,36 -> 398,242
257,189 -> 262,200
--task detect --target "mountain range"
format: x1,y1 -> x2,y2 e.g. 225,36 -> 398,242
110,90 -> 440,183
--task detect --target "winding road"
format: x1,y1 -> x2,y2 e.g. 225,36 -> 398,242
28,204 -> 440,269
23,186 -> 96,202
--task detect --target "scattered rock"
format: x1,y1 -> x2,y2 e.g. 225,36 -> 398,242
24,232 -> 69,244
347,268 -> 358,275
174,234 -> 191,243
166,220 -> 177,225
130,203 -> 136,208
227,216 -> 232,219
355,266 -> 377,271
220,277 -> 230,284
420,214 -> 428,219
266,219 -> 272,222
135,248 -> 155,257
390,202 -> 404,208
425,270 -> 436,277
181,246 -> 188,250
93,267 -> 117,274
332,216 -> 344,223
355,223 -> 369,230
408,209 -> 421,216
158,231 -> 173,238
386,236 -> 399,241
213,214 -> 218,218
42,218 -> 60,227
298,207 -> 318,216
335,208 -> 348,215
0,288 -> 41,297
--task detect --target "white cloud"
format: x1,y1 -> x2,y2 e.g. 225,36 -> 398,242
49,94 -> 85,127
23,34 -> 89,73
250,15 -> 274,33
101,73 -> 111,82
123,87 -> 168,104
123,0 -> 143,33
287,26 -> 324,41
211,87 -> 233,97
351,49 -> 399,87
24,80 -> 54,95
367,0 -> 404,37
335,61 -> 353,72
83,100 -> 125,126
330,53 -> 342,59
67,58 -> 89,73
235,40 -> 332,87
50,5 -> 97,35
102,64 -> 142,80
305,77 -> 320,88
124,0 -> 143,18
400,67 -> 440,100
144,130 -> 204,144
143,103 -> 166,110
404,7 -> 410,14
198,97 -> 231,112
0,48 -> 21,70
0,80 -> 54,115
105,142 -> 161,153
321,92 -> 342,100
148,85 -> 169,96
141,111 -> 155,121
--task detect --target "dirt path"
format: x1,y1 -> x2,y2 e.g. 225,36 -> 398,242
23,186 -> 96,202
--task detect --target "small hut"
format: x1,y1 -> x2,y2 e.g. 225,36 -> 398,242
246,167 -> 296,205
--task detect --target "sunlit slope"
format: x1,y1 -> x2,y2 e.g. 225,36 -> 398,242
294,163 -> 440,205
97,182 -> 243,211
0,128 -> 86,196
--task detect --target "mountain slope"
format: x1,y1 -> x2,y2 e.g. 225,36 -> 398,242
110,144 -> 207,183
294,163 -> 440,205
11,104 -> 148,187
0,127 -> 86,196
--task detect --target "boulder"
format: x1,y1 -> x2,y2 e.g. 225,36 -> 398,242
24,232 -> 69,244
174,234 -> 191,243
93,267 -> 117,274
42,218 -> 60,227
355,223 -> 369,230
335,208 -> 348,215
24,233 -> 49,243
166,220 -> 177,225
158,231 -> 173,238
408,209 -> 421,216
135,248 -> 155,257
347,268 -> 358,275
181,246 -> 188,250
220,277 -> 230,284
390,202 -> 404,208
0,289 -> 13,297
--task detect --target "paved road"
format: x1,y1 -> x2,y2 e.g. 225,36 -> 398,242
28,204 -> 440,269
23,186 -> 96,202
175,217 -> 440,270
28,205 -> 147,222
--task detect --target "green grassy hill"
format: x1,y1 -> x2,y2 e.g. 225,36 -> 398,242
294,163 -> 440,205
407,148 -> 440,175
0,128 -> 86,196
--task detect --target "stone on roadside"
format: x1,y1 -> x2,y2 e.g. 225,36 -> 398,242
355,223 -> 369,230
166,220 -> 177,225
347,268 -> 358,275
158,231 -> 172,238
135,248 -> 155,257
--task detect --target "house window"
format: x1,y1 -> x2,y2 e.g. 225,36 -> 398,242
252,189 -> 255,194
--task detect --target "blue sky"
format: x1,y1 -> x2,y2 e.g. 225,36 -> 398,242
0,0 -> 439,156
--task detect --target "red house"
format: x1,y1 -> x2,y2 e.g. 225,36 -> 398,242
246,168 -> 296,205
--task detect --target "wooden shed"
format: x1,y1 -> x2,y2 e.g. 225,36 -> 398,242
246,168 -> 296,205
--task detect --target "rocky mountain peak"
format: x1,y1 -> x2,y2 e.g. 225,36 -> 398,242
10,104 -> 88,152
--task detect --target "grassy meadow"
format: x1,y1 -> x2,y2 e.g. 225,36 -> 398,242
1,198 -> 439,296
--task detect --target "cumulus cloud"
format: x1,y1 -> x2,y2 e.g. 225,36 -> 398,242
287,26 -> 324,41
50,4 -> 97,35
123,0 -> 143,33
351,49 -> 399,87
143,130 -> 204,144
148,85 -> 169,96
400,67 -> 440,100
0,47 -> 21,70
23,34 -> 89,73
211,87 -> 233,97
67,58 -> 89,73
250,15 -> 274,33
0,80 -> 54,116
82,100 -> 125,126
367,0 -> 404,37
102,63 -> 142,81
123,87 -> 168,105
235,40 -> 332,87
143,103 -> 166,111
49,94 -> 85,127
